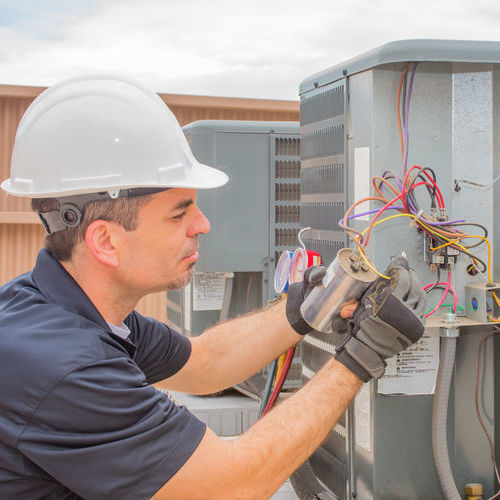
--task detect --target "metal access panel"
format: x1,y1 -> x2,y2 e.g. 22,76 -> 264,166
299,40 -> 500,499
167,120 -> 302,389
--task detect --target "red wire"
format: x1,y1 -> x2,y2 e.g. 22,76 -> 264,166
402,165 -> 445,210
425,269 -> 452,317
364,180 -> 437,247
423,280 -> 458,313
420,170 -> 445,208
363,192 -> 402,247
262,347 -> 296,416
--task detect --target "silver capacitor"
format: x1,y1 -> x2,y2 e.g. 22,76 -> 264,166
300,248 -> 377,334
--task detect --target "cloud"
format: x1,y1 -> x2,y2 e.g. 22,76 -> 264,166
1,0 -> 499,99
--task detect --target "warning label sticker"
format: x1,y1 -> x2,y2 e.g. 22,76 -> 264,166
193,272 -> 226,311
377,328 -> 440,396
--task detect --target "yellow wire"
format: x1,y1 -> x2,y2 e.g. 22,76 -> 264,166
353,212 -> 498,306
355,213 -> 416,281
356,246 -> 391,280
430,234 -> 500,309
275,352 -> 286,383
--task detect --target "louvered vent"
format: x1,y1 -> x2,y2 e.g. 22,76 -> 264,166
271,134 -> 302,388
299,80 -> 349,498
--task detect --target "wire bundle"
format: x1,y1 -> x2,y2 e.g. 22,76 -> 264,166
259,347 -> 296,417
339,62 -> 498,318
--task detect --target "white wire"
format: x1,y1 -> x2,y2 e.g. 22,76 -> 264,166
455,172 -> 500,191
297,226 -> 311,249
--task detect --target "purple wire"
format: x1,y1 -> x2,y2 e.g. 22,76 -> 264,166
403,63 -> 418,173
344,207 -> 404,221
340,207 -> 465,226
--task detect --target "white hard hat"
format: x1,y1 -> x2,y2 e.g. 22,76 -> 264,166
1,75 -> 228,198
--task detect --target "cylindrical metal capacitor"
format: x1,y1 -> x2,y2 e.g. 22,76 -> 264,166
300,248 -> 377,334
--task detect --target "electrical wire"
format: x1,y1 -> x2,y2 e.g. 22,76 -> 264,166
259,359 -> 278,418
424,270 -> 453,317
338,63 -> 494,311
425,266 -> 441,294
275,352 -> 286,384
475,328 -> 500,500
430,234 -> 500,308
262,347 -> 296,416
423,279 -> 458,314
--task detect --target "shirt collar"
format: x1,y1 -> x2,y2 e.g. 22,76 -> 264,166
32,249 -> 109,330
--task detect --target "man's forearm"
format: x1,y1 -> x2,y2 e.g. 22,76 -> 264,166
156,359 -> 362,499
162,300 -> 303,394
234,359 -> 362,497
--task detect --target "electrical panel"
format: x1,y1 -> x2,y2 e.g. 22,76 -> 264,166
167,120 -> 303,391
298,40 -> 500,499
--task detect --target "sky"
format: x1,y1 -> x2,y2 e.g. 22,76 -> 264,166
1,0 -> 500,100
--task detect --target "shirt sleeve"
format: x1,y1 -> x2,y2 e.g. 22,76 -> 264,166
125,310 -> 192,383
18,357 -> 206,500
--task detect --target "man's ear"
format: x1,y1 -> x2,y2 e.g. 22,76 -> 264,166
84,220 -> 119,267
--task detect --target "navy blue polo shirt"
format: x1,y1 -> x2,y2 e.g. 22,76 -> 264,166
0,249 -> 206,499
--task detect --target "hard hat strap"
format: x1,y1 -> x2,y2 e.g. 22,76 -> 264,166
37,188 -> 167,235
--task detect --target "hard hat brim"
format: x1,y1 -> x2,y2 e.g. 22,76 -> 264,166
168,162 -> 229,190
1,161 -> 228,198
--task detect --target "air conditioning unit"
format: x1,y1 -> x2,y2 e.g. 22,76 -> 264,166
167,120 -> 302,394
298,40 -> 500,499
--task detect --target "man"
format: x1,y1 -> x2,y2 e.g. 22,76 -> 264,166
0,76 -> 426,499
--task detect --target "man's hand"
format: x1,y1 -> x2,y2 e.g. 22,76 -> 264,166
286,267 -> 359,335
334,256 -> 427,382
285,266 -> 326,335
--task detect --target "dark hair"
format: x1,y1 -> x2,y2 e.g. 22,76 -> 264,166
31,195 -> 153,262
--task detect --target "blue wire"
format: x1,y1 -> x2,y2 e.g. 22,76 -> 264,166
259,359 -> 278,418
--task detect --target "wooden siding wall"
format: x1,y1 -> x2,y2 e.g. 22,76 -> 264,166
0,85 -> 299,323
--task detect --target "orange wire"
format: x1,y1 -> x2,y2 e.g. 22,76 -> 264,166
342,196 -> 388,245
396,64 -> 410,160
372,175 -> 400,199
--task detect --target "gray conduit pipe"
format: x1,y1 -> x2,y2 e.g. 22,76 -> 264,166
432,337 -> 461,500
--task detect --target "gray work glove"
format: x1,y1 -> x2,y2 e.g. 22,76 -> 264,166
286,266 -> 326,335
334,256 -> 427,382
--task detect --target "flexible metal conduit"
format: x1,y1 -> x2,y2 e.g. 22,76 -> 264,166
432,337 -> 461,500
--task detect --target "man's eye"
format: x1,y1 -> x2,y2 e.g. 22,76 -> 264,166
172,212 -> 186,220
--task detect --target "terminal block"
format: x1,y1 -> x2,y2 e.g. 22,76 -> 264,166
423,232 -> 459,269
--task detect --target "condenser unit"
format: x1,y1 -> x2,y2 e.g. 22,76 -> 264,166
297,40 -> 500,499
167,120 -> 302,393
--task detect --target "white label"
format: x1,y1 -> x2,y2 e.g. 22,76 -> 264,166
354,147 -> 370,221
377,328 -> 440,395
355,383 -> 371,452
193,272 -> 225,311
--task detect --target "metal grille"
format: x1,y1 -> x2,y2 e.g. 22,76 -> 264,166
301,164 -> 344,194
276,160 -> 300,179
301,124 -> 344,161
309,447 -> 347,500
275,183 -> 300,201
301,86 -> 344,125
275,137 -> 300,156
275,205 -> 300,224
299,79 -> 348,496
301,202 -> 344,231
272,135 -> 302,258
271,134 -> 302,388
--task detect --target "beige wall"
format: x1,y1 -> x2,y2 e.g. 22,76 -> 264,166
0,84 -> 299,322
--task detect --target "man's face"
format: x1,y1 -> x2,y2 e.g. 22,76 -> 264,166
115,188 -> 210,294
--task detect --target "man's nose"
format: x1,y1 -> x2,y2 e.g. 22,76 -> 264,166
189,205 -> 210,236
